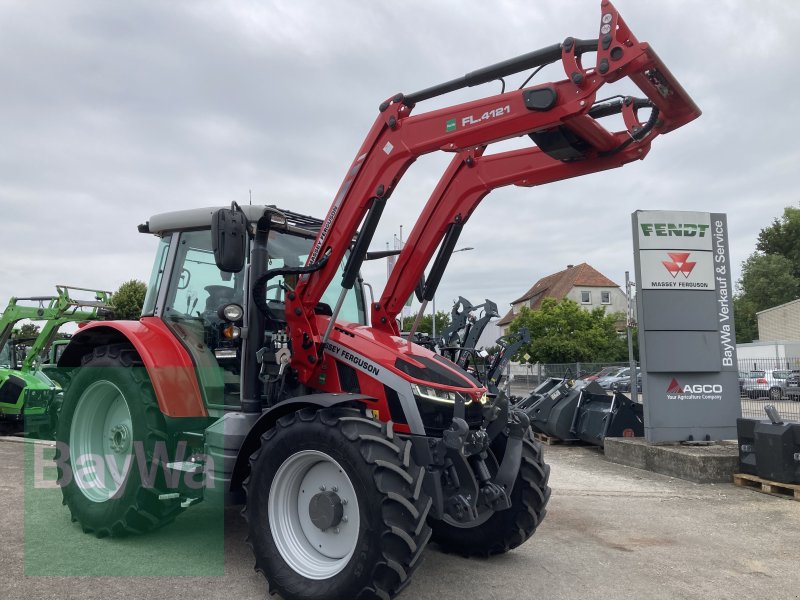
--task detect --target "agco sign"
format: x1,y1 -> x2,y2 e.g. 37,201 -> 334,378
666,378 -> 724,400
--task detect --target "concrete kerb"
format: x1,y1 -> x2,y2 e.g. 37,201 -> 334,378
604,437 -> 739,483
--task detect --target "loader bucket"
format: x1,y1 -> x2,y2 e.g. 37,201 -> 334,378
520,379 -> 588,441
573,389 -> 644,446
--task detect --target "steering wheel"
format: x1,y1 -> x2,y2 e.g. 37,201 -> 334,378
265,283 -> 283,302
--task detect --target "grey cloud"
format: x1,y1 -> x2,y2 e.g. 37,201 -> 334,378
0,1 -> 797,326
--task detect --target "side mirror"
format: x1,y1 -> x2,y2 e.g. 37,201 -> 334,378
212,209 -> 247,272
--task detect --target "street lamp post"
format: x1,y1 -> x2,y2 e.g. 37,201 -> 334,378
432,246 -> 474,341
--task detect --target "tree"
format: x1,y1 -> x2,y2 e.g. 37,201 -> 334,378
738,253 -> 799,312
401,310 -> 451,335
757,206 -> 800,279
733,295 -> 758,344
734,205 -> 800,343
111,280 -> 148,320
14,322 -> 40,339
508,298 -> 628,364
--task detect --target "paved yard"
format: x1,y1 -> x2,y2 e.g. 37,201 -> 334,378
1,437 -> 798,600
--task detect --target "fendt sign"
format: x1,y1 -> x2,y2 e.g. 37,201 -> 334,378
632,210 -> 741,443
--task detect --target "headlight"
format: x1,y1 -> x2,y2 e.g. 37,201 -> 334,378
412,384 -> 472,405
220,303 -> 244,322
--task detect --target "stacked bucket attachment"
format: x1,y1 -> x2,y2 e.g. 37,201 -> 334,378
517,379 -> 643,446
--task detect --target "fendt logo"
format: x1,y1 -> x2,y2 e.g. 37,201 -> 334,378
662,252 -> 696,278
666,378 -> 723,399
640,223 -> 709,237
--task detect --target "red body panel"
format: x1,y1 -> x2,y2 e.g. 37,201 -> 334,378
72,318 -> 208,418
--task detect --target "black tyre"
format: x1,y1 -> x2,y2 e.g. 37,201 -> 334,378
56,344 -> 184,537
244,407 -> 432,600
429,431 -> 550,557
768,387 -> 782,402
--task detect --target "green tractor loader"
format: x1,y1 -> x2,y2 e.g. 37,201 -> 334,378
0,285 -> 113,437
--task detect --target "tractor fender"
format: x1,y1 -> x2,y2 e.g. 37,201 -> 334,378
228,393 -> 371,494
57,317 -> 207,418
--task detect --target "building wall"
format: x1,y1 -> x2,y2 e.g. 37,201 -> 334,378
565,286 -> 627,316
757,299 -> 800,342
499,286 -> 627,335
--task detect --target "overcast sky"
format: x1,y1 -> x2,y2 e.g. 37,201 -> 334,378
1,0 -> 798,326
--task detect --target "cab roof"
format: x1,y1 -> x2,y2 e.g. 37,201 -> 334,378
138,205 -> 323,237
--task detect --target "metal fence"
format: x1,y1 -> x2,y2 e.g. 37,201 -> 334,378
737,357 -> 800,422
504,357 -> 800,423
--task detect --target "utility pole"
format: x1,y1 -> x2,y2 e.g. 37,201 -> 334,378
625,271 -> 638,403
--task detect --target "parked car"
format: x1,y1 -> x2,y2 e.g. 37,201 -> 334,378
739,370 -> 769,399
785,372 -> 800,401
612,372 -> 642,394
597,367 -> 639,390
582,366 -> 622,382
741,369 -> 800,400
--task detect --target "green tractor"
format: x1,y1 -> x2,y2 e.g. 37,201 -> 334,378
0,286 -> 113,437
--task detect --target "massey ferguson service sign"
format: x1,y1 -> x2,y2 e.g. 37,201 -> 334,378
639,250 -> 716,290
637,211 -> 715,291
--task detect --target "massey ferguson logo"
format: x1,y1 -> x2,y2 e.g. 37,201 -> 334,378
666,378 -> 723,399
662,252 -> 696,278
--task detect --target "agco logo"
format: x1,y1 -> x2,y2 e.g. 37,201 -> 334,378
667,378 -> 723,395
662,252 -> 696,278
640,223 -> 709,237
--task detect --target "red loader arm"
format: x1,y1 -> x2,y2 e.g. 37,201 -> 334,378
286,0 -> 700,381
374,98 -> 661,332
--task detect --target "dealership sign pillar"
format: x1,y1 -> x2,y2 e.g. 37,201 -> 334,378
632,210 -> 740,443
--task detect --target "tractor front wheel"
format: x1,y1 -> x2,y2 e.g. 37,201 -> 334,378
56,344 -> 184,537
244,408 -> 432,600
429,431 -> 551,557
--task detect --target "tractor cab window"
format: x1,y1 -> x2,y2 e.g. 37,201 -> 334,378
265,230 -> 365,325
164,231 -> 245,327
142,234 -> 172,316
0,342 -> 11,368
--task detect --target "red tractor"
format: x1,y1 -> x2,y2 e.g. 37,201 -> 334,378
55,3 -> 699,599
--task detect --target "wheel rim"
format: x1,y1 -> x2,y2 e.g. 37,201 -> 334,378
770,388 -> 781,401
268,450 -> 360,580
69,380 -> 134,503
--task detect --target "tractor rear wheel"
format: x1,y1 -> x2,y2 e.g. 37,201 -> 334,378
56,344 -> 184,537
244,407 -> 432,600
429,431 -> 550,557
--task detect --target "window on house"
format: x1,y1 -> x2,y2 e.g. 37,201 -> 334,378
581,291 -> 591,304
601,291 -> 611,304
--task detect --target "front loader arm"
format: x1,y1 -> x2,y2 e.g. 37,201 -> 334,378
286,0 -> 700,381
374,125 -> 655,332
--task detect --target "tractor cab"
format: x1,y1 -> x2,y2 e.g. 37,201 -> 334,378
137,205 -> 368,411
